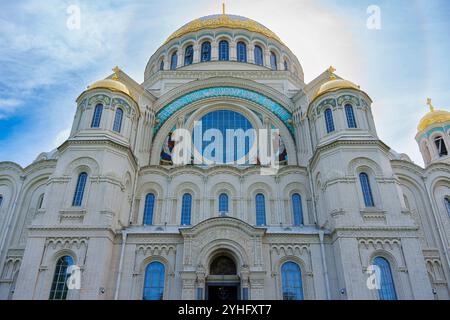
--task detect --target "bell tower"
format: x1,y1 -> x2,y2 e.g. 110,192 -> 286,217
415,99 -> 450,167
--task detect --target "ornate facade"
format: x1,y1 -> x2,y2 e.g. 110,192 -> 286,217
0,14 -> 449,300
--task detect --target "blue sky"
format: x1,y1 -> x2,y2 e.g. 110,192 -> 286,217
0,0 -> 449,167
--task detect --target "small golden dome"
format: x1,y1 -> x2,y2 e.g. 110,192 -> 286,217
88,79 -> 131,97
417,109 -> 450,132
164,14 -> 282,45
313,79 -> 360,101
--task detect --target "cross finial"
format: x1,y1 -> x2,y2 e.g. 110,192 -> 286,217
427,98 -> 435,112
327,66 -> 336,80
112,66 -> 120,80
222,2 -> 226,15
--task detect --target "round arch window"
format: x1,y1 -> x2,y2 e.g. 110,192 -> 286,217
192,110 -> 256,165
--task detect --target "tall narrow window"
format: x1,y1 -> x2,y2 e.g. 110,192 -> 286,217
254,46 -> 264,66
219,40 -> 229,61
281,262 -> 303,300
219,193 -> 229,213
143,193 -> 155,225
255,193 -> 266,226
270,52 -> 277,70
284,60 -> 289,71
359,172 -> 375,207
49,256 -> 74,300
324,108 -> 335,133
91,104 -> 103,128
181,193 -> 192,225
345,104 -> 357,128
37,193 -> 45,210
159,60 -> 164,71
373,257 -> 397,300
72,172 -> 88,207
201,42 -> 211,62
434,136 -> 448,157
184,45 -> 194,66
0,195 -> 3,208
237,42 -> 247,62
445,197 -> 450,217
292,194 -> 303,226
170,52 -> 178,70
143,262 -> 165,300
113,108 -> 123,133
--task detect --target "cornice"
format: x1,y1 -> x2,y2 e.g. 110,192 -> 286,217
58,139 -> 138,169
309,139 -> 391,169
138,164 -> 307,179
145,70 -> 303,92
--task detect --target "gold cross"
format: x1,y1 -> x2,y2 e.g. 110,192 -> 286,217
222,2 -> 226,15
427,98 -> 435,112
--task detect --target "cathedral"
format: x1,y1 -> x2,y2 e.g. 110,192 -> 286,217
0,13 -> 449,300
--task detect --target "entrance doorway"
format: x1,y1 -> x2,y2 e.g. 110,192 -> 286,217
206,255 -> 240,301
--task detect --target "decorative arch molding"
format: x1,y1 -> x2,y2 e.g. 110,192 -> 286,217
154,85 -> 294,135
347,157 -> 384,177
64,157 -> 100,176
150,94 -> 298,166
181,216 -> 265,238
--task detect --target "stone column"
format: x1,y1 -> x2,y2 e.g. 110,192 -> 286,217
180,271 -> 197,300
249,271 -> 266,300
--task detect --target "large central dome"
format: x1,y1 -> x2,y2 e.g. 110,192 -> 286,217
164,14 -> 283,44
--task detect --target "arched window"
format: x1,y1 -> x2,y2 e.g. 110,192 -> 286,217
0,195 -> 3,208
445,197 -> 450,217
284,60 -> 289,71
201,41 -> 211,62
181,193 -> 192,225
281,262 -> 303,300
219,40 -> 229,61
345,104 -> 357,128
255,193 -> 266,226
270,52 -> 277,70
159,60 -> 164,71
112,108 -> 123,133
434,136 -> 448,157
359,172 -> 375,207
91,104 -> 103,128
143,193 -> 155,225
192,110 -> 255,164
143,262 -> 165,300
219,193 -> 229,213
254,46 -> 264,66
324,108 -> 335,133
72,172 -> 88,207
292,194 -> 304,226
237,42 -> 247,62
373,257 -> 397,300
49,256 -> 74,300
184,45 -> 194,66
37,193 -> 45,210
170,52 -> 178,70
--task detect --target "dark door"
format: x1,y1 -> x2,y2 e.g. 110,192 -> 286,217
207,285 -> 239,301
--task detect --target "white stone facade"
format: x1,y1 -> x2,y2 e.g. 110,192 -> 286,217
0,14 -> 449,300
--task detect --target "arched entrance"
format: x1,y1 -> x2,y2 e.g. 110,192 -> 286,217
206,254 -> 240,301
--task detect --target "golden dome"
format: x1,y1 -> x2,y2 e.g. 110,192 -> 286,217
88,79 -> 131,97
164,14 -> 283,44
313,79 -> 360,101
417,109 -> 450,132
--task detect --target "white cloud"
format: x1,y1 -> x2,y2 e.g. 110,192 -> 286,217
0,98 -> 23,119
